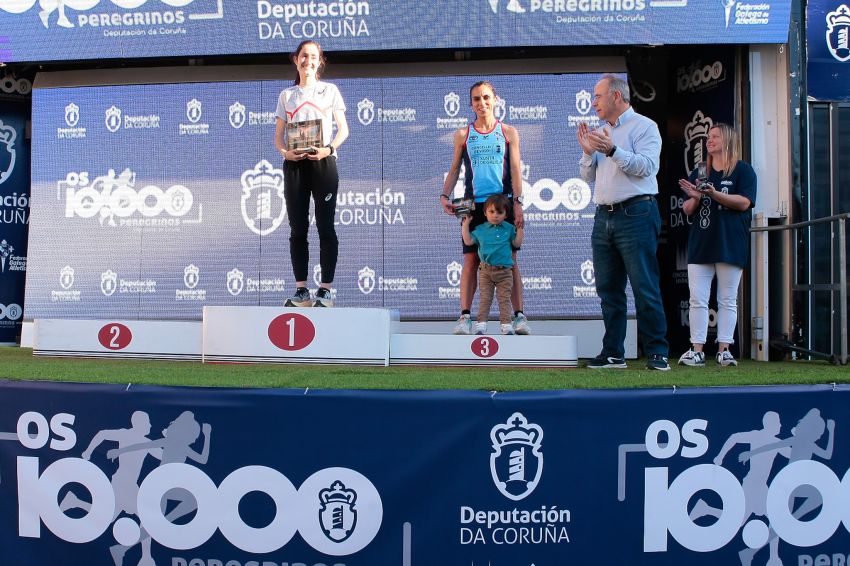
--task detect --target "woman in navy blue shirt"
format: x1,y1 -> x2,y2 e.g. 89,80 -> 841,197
676,123 -> 757,367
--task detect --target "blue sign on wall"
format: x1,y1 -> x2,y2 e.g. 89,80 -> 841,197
0,110 -> 29,343
1,380 -> 849,564
24,73 -> 627,322
0,0 -> 792,63
807,0 -> 850,101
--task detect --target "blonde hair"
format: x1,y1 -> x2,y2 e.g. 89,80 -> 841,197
707,123 -> 739,178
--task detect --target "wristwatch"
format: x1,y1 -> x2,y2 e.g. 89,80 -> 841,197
326,144 -> 336,156
606,145 -> 617,158
515,195 -> 525,205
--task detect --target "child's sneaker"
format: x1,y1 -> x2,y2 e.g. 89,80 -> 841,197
500,323 -> 515,335
512,313 -> 531,335
474,322 -> 487,335
284,287 -> 312,307
677,349 -> 706,367
717,350 -> 738,367
453,314 -> 473,335
313,287 -> 333,308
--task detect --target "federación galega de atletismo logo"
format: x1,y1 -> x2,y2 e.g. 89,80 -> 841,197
490,412 -> 543,501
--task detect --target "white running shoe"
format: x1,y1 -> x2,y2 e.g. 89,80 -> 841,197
717,350 -> 738,367
678,349 -> 706,367
500,323 -> 515,335
474,322 -> 487,335
453,314 -> 473,335
512,313 -> 531,335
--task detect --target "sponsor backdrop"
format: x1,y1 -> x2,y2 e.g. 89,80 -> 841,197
0,109 -> 30,343
659,46 -> 737,355
0,0 -> 792,63
25,73 -> 612,322
1,380 -> 850,565
807,0 -> 850,101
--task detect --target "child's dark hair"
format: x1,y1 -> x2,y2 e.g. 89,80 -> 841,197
483,194 -> 510,214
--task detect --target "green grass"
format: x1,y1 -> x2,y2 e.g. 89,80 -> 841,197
1,347 -> 847,391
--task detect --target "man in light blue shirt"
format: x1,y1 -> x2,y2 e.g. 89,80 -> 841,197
576,74 -> 669,371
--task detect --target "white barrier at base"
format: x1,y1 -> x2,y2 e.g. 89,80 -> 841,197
203,307 -> 397,365
33,319 -> 202,360
390,334 -> 578,367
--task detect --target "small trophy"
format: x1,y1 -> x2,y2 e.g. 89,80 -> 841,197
286,118 -> 322,154
452,197 -> 475,218
695,161 -> 711,191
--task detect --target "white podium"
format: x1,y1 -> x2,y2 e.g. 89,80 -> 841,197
33,319 -> 202,360
30,310 -> 579,368
390,334 -> 578,367
203,307 -> 397,366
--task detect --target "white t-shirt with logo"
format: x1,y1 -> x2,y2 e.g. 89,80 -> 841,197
275,81 -> 346,147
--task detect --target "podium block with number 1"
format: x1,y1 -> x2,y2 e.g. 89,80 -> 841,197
203,307 -> 397,365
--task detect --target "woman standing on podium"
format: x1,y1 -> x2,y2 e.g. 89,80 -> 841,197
440,80 -> 530,335
275,40 -> 349,308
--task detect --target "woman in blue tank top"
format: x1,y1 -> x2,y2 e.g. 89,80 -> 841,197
439,81 -> 531,336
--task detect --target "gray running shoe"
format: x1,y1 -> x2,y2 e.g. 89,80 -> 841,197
678,349 -> 706,367
313,288 -> 334,308
284,287 -> 312,307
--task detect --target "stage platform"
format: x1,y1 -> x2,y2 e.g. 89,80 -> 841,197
27,309 -> 636,365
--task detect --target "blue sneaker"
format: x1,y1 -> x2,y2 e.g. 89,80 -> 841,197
646,353 -> 671,371
586,354 -> 627,369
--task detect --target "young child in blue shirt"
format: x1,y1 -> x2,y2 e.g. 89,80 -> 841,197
461,194 -> 524,335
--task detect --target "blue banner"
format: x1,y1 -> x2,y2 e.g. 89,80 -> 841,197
1,380 -> 850,564
807,0 -> 850,101
24,73 -> 618,321
0,109 -> 29,343
0,0 -> 792,63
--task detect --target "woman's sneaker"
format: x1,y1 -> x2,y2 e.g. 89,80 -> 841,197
678,349 -> 706,367
284,287 -> 312,307
453,314 -> 473,335
512,313 -> 531,335
717,350 -> 738,366
313,287 -> 334,308
474,322 -> 487,335
500,323 -> 515,335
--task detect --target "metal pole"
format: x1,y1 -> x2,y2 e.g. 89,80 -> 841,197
838,218 -> 847,365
